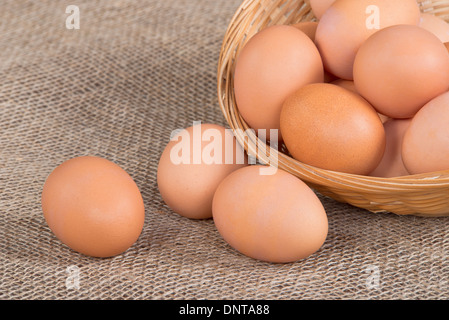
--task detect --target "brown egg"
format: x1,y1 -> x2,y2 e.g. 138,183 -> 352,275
445,42 -> 449,52
212,165 -> 328,263
41,156 -> 145,258
419,13 -> 449,43
157,123 -> 248,220
292,21 -> 318,41
315,0 -> 420,80
280,83 -> 386,175
369,119 -> 412,178
234,25 -> 324,141
309,0 -> 336,20
402,91 -> 449,175
354,25 -> 449,119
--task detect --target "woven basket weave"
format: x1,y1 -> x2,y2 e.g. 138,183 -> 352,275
217,0 -> 449,217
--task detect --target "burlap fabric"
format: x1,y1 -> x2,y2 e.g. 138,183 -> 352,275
1,0 -> 449,300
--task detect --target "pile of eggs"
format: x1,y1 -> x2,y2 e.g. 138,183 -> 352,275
235,0 -> 449,178
40,0 -> 449,264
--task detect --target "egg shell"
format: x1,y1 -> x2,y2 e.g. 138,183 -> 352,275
309,0 -> 336,20
419,13 -> 449,43
315,0 -> 421,80
354,24 -> 449,119
280,83 -> 386,175
369,119 -> 412,178
212,165 -> 328,263
233,25 -> 324,141
402,91 -> 449,175
157,123 -> 248,220
41,156 -> 145,258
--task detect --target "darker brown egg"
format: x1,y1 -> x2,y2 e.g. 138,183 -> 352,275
280,83 -> 386,175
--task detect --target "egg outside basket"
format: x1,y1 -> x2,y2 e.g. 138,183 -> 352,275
217,0 -> 449,217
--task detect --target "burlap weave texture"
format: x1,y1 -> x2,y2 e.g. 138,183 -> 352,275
1,0 -> 449,300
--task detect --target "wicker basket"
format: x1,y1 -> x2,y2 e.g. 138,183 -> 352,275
217,0 -> 449,217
